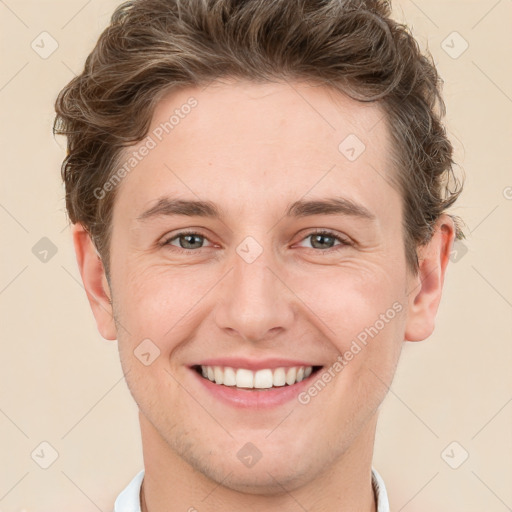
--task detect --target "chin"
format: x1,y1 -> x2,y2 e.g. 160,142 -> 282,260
201,459 -> 313,496
193,438 -> 325,495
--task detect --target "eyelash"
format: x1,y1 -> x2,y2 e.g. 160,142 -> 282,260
160,229 -> 353,254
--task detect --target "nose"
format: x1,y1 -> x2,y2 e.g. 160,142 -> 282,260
213,245 -> 295,344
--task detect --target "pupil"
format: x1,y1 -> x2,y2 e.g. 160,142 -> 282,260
312,234 -> 333,249
183,234 -> 202,248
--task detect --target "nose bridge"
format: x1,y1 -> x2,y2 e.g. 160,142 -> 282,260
214,240 -> 294,342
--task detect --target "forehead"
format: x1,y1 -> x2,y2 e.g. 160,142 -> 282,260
149,78 -> 389,158
114,79 -> 397,222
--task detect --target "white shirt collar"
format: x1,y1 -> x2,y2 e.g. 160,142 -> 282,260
372,467 -> 390,512
113,469 -> 144,512
114,467 -> 390,511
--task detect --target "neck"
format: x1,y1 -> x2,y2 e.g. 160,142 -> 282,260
139,413 -> 378,512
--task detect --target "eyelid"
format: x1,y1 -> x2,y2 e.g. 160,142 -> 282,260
160,229 -> 214,249
294,229 -> 353,250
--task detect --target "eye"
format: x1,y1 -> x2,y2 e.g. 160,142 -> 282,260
298,230 -> 352,251
161,231 -> 213,252
160,229 -> 352,254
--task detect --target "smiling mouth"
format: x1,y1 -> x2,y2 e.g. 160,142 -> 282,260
192,365 -> 323,390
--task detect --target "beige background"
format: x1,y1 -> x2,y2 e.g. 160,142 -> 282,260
1,0 -> 511,510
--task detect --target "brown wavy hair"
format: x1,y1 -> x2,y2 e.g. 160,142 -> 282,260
54,0 -> 464,278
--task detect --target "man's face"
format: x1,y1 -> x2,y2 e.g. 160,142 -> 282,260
106,79 -> 414,492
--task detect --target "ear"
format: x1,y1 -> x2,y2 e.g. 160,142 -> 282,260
404,214 -> 456,342
72,223 -> 117,340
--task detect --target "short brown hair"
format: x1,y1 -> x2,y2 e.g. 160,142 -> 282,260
54,0 -> 464,278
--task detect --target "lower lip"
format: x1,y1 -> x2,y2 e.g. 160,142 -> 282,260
190,368 -> 320,409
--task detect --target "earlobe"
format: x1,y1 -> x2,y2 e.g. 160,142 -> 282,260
72,223 -> 117,340
404,215 -> 456,342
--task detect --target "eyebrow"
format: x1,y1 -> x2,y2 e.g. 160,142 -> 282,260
136,196 -> 375,222
137,198 -> 221,221
286,197 -> 375,220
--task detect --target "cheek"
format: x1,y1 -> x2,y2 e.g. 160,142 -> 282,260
111,246 -> 408,359
296,265 -> 407,408
113,263 -> 211,341
296,264 -> 406,347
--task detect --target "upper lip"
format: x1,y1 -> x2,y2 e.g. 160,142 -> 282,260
192,358 -> 322,371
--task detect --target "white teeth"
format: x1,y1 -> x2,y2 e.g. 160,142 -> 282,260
273,367 -> 286,387
214,366 -> 223,385
236,368 -> 254,388
223,366 -> 236,386
199,365 -> 315,389
285,367 -> 297,385
254,369 -> 273,389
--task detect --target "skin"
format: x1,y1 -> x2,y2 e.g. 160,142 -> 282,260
73,79 -> 455,511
